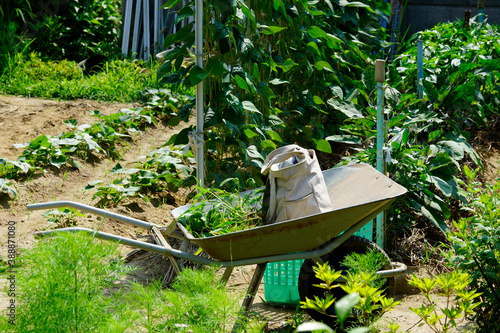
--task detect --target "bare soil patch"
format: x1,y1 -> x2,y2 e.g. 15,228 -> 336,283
1,95 -> 497,331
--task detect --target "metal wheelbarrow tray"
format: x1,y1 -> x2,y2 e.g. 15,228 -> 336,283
170,163 -> 407,261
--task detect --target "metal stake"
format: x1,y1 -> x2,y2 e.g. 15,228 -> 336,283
478,0 -> 485,23
374,59 -> 386,248
417,39 -> 424,99
194,0 -> 205,188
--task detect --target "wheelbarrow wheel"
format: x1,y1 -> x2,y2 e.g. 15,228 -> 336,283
298,235 -> 392,326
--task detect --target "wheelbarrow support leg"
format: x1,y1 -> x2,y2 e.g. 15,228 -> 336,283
232,263 -> 266,332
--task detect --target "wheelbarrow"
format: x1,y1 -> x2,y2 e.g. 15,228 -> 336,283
28,163 -> 408,331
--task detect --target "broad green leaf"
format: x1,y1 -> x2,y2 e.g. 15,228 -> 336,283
339,0 -> 373,11
430,176 -> 453,198
80,133 -> 103,152
238,38 -> 254,59
315,139 -> 332,153
10,160 -> 31,173
282,59 -> 298,72
85,180 -> 103,191
331,86 -> 344,99
335,293 -> 359,324
327,99 -> 363,118
314,61 -> 333,72
294,322 -> 334,332
262,25 -> 287,35
56,138 -> 81,146
325,135 -> 362,145
313,96 -> 325,105
266,130 -> 282,142
307,26 -> 327,39
239,2 -> 255,24
188,66 -> 208,86
223,119 -> 240,134
234,75 -> 249,90
63,119 -> 79,128
243,128 -> 258,139
50,154 -> 66,168
246,145 -> 264,161
269,78 -> 289,85
214,20 -> 230,40
261,140 -> 276,150
326,33 -> 343,43
0,178 -> 17,199
242,101 -> 261,114
205,59 -> 226,75
307,41 -> 321,56
421,205 -> 449,232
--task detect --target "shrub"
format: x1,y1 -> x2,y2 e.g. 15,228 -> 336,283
445,166 -> 500,331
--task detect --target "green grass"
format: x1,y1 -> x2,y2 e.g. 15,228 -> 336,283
0,232 -> 134,332
0,52 -> 162,103
0,232 -> 266,332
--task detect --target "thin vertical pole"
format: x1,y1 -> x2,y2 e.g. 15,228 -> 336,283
154,0 -> 160,56
143,0 -> 151,60
132,0 -> 142,58
417,39 -> 424,99
195,0 -> 205,188
374,59 -> 386,248
463,9 -> 471,29
121,0 -> 133,56
478,0 -> 485,23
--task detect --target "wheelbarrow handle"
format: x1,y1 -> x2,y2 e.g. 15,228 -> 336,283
27,201 -> 156,230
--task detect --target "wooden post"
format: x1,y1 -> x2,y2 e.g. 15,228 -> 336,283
463,9 -> 471,29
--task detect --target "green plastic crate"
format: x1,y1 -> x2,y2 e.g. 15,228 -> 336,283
264,259 -> 304,306
264,221 -> 373,306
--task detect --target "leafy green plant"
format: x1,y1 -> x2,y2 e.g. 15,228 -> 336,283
42,207 -> 87,228
0,232 -> 134,332
85,146 -> 194,206
177,181 -> 263,237
300,262 -> 399,330
159,0 -> 390,185
295,294 -> 369,333
407,270 -> 481,333
0,178 -> 17,199
341,271 -> 400,328
0,89 -> 192,192
444,165 -> 500,331
1,0 -> 122,61
341,247 -> 388,290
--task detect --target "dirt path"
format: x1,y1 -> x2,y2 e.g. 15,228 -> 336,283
0,95 -> 488,331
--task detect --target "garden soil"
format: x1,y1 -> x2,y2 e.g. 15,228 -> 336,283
1,95 -> 497,332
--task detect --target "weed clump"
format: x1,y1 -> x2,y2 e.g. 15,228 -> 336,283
0,232 -> 133,332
